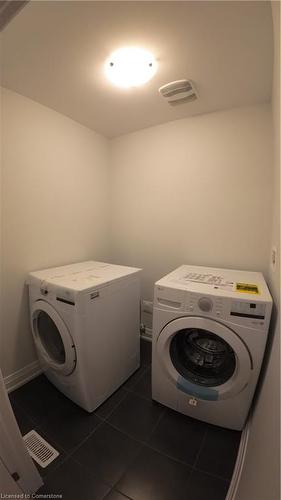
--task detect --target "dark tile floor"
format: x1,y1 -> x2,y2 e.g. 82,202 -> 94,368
9,340 -> 241,500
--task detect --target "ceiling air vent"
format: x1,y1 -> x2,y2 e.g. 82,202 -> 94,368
159,80 -> 198,106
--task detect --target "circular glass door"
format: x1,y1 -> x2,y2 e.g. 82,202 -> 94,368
170,328 -> 236,387
36,311 -> 66,365
156,316 -> 252,400
31,300 -> 76,375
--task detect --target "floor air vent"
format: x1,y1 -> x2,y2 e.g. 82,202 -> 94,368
23,430 -> 59,468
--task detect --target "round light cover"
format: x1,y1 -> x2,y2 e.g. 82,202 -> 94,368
105,47 -> 157,88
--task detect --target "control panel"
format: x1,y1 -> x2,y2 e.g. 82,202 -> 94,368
185,294 -> 224,318
230,301 -> 265,319
184,293 -> 269,328
155,286 -> 270,330
198,297 -> 213,312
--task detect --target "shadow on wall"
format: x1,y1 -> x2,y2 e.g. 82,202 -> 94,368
251,301 -> 278,412
14,284 -> 37,371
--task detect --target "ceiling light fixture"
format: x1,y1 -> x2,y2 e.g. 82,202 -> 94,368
105,47 -> 157,89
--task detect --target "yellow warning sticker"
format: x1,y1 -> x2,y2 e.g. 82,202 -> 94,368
235,283 -> 260,295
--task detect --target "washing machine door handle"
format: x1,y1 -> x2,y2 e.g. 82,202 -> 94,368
156,316 -> 252,401
31,300 -> 76,376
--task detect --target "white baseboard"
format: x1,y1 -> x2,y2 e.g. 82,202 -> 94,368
4,360 -> 42,393
226,417 -> 251,500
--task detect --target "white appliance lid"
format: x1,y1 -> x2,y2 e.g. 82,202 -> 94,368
156,264 -> 272,302
27,261 -> 141,291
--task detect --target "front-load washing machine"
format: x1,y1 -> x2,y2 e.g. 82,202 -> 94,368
27,261 -> 141,412
152,265 -> 272,430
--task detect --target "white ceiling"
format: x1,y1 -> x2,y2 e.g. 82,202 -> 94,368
2,1 -> 273,138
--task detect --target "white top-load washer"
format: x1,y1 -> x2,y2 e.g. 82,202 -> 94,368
152,265 -> 272,430
27,261 -> 141,412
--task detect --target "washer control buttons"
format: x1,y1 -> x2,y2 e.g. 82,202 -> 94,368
198,297 -> 213,312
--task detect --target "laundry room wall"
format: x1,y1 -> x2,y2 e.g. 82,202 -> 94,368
235,3 -> 280,499
1,88 -> 110,381
110,104 -> 273,302
0,50 -> 3,359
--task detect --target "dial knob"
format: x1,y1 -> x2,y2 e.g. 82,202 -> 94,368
198,297 -> 213,312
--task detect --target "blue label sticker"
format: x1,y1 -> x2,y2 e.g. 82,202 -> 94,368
176,376 -> 218,401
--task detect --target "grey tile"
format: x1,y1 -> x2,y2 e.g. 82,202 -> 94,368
123,365 -> 148,390
40,401 -> 101,453
9,375 -> 72,425
38,458 -> 110,500
73,423 -> 141,486
196,425 -> 241,480
11,354 -> 238,500
95,387 -> 128,419
104,490 -> 133,500
187,469 -> 229,500
148,408 -> 207,466
108,392 -> 165,442
132,368 -> 151,400
116,446 -> 192,500
10,402 -> 35,436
